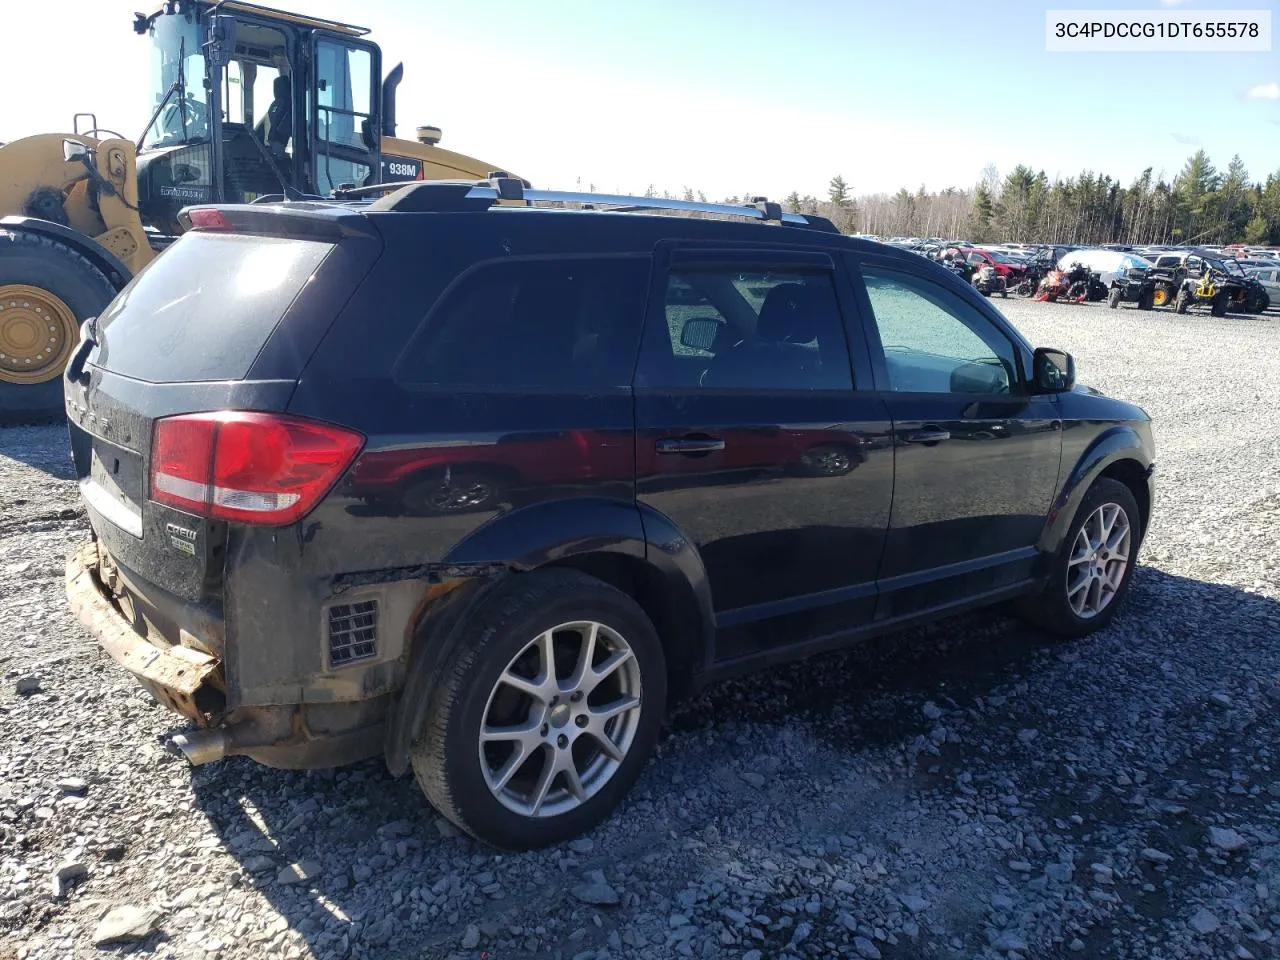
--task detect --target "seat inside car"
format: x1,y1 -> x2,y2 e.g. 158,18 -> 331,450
700,283 -> 823,388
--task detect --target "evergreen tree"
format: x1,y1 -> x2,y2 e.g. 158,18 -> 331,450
828,175 -> 851,207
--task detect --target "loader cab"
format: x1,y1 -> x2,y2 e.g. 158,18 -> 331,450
134,0 -> 382,233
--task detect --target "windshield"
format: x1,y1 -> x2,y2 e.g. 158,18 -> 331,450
142,13 -> 208,148
989,252 -> 1018,264
1220,259 -> 1245,276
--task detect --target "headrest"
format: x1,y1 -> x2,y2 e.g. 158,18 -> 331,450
756,282 -> 827,343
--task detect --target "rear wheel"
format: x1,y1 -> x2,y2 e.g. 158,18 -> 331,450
1211,291 -> 1228,317
1151,284 -> 1173,308
1017,478 -> 1142,638
1107,287 -> 1122,309
1245,289 -> 1264,314
410,570 -> 667,850
1174,289 -> 1190,314
1137,288 -> 1155,311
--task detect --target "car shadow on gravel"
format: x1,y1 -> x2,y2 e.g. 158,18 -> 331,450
181,564 -> 1280,959
0,424 -> 75,479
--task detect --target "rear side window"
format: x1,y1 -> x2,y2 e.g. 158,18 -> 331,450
395,256 -> 649,389
94,233 -> 332,383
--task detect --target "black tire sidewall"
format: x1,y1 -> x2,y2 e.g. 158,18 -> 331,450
1034,478 -> 1143,638
425,575 -> 667,849
0,234 -> 116,322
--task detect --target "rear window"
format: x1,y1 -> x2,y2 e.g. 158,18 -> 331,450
93,233 -> 333,382
394,256 -> 650,390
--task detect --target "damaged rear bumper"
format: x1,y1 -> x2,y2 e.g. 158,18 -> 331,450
65,541 -> 386,770
66,542 -> 222,723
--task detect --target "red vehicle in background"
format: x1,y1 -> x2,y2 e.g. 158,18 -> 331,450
940,247 -> 1028,283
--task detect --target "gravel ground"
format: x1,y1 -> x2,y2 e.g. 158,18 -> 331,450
2,299 -> 1279,960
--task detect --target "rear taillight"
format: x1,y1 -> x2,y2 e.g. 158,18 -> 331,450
150,413 -> 364,525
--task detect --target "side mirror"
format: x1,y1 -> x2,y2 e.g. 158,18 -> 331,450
1032,347 -> 1075,393
62,139 -> 90,164
206,13 -> 238,68
679,317 -> 726,352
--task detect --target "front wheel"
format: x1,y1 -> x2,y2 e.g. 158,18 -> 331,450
410,569 -> 667,850
1108,287 -> 1122,309
1016,478 -> 1142,638
1211,291 -> 1228,317
1175,290 -> 1190,314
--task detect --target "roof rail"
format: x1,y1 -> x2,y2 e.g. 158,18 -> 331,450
370,178 -> 841,233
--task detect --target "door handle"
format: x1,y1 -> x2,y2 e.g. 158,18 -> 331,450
655,436 -> 725,455
902,429 -> 951,445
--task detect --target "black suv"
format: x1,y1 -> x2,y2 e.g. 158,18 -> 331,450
64,180 -> 1155,849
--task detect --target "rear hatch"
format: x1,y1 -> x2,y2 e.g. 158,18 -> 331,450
66,206 -> 381,615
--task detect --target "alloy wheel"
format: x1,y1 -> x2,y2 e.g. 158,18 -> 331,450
1066,502 -> 1132,619
478,620 -> 643,818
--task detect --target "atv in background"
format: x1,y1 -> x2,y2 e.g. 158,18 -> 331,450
1215,257 -> 1272,314
1108,265 -> 1157,310
1174,267 -> 1234,316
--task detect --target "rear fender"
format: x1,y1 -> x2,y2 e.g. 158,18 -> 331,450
446,496 -> 715,674
384,498 -> 715,775
1039,425 -> 1153,557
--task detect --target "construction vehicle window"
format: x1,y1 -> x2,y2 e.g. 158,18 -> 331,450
315,41 -> 372,150
144,14 -> 208,147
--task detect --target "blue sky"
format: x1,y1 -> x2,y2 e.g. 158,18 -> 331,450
2,0 -> 1276,198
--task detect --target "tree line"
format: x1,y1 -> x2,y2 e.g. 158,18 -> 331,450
643,152 -> 1280,246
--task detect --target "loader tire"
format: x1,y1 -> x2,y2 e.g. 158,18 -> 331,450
0,231 -> 113,386
0,230 -> 116,423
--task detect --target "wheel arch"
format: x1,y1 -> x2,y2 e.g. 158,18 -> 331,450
383,497 -> 715,776
0,215 -> 131,290
1040,426 -> 1154,557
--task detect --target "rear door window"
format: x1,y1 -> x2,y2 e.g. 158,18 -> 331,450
93,233 -> 332,382
395,256 -> 650,389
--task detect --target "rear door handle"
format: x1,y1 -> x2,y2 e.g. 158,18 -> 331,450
655,437 -> 725,455
903,429 -> 951,445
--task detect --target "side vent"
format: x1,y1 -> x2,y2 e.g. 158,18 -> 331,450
327,600 -> 378,666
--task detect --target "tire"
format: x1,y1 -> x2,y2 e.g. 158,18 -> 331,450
1245,289 -> 1264,314
401,467 -> 505,516
410,569 -> 667,850
1151,284 -> 1173,308
0,231 -> 115,406
1137,288 -> 1154,311
1016,478 -> 1143,639
1108,287 -> 1122,309
1174,290 -> 1190,314
999,287 -> 1007,299
1211,291 -> 1228,317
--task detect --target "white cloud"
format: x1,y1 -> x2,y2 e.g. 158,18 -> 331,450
1245,82 -> 1280,100
1158,0 -> 1193,6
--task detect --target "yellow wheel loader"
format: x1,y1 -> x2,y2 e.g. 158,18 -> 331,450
0,0 -> 518,422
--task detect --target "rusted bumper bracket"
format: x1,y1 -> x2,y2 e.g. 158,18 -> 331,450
65,542 -> 221,725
